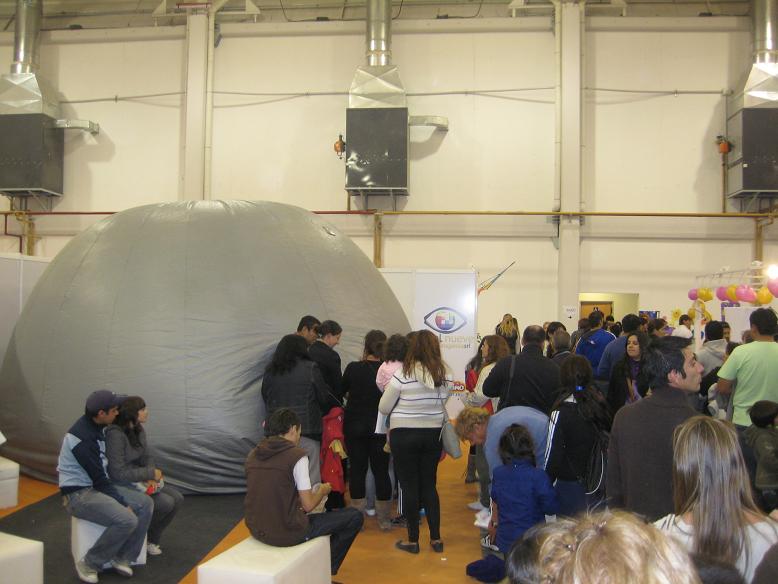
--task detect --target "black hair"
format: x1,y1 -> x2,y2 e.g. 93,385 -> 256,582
318,320 -> 342,337
553,356 -> 612,431
750,308 -> 778,336
545,322 -> 567,357
705,321 -> 724,342
749,400 -> 778,428
648,318 -> 668,336
384,333 -> 409,362
622,314 -> 642,335
642,336 -> 692,389
522,325 -> 546,347
115,396 -> 147,449
296,315 -> 320,333
605,314 -> 615,322
691,554 -> 746,584
266,334 -> 310,375
265,408 -> 301,437
679,314 -> 692,326
499,424 -> 536,465
577,317 -> 590,331
609,323 -> 623,338
363,329 -> 387,359
588,311 -> 604,328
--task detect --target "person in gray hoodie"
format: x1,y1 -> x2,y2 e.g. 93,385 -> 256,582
697,321 -> 728,376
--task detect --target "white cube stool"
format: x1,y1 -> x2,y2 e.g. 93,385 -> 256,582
0,456 -> 20,508
198,536 -> 331,584
70,517 -> 147,568
0,531 -> 43,584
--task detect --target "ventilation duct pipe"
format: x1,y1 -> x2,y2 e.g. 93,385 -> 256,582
0,0 -> 98,202
366,0 -> 392,67
742,0 -> 778,104
11,0 -> 42,75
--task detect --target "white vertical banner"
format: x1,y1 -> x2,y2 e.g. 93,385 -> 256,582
413,269 -> 478,391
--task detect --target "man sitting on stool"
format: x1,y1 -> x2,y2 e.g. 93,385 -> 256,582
245,408 -> 363,577
58,390 -> 153,583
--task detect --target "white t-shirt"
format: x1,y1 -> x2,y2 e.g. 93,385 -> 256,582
655,513 -> 778,582
292,456 -> 311,491
671,324 -> 693,339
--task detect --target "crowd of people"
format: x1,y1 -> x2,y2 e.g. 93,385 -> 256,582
57,307 -> 778,583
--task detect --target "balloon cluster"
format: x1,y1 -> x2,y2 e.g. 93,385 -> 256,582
689,282 -> 778,306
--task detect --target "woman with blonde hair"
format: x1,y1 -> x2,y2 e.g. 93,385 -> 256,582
378,330 -> 450,554
537,511 -> 701,584
656,416 -> 778,582
496,314 -> 519,355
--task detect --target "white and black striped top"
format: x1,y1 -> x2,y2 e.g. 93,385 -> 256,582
378,364 -> 450,430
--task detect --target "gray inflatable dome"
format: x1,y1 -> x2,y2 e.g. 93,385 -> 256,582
0,201 -> 410,493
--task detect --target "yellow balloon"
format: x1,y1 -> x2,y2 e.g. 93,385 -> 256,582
726,285 -> 739,302
703,309 -> 713,321
699,287 -> 714,302
688,307 -> 696,319
756,286 -> 773,305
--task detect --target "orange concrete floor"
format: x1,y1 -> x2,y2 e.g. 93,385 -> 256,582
7,455 -> 486,583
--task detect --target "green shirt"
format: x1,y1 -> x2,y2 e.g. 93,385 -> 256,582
718,341 -> 778,427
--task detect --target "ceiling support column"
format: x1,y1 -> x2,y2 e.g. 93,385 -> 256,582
555,0 -> 585,327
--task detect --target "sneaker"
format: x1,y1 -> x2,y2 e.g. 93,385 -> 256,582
110,559 -> 133,577
365,508 -> 376,517
75,559 -> 99,584
468,500 -> 487,511
146,543 -> 162,556
481,534 -> 499,552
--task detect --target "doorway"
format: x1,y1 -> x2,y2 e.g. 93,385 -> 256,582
580,301 -> 613,319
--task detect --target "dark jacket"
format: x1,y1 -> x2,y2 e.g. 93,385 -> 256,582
545,399 -> 608,482
342,360 -> 383,438
57,415 -> 127,505
744,425 -> 778,490
551,350 -> 573,368
483,345 -> 561,415
244,437 -> 309,546
606,385 -> 696,521
105,425 -> 156,484
607,359 -> 650,416
262,360 -> 335,439
309,341 -> 343,401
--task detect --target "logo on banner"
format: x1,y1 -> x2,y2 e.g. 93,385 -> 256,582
423,307 -> 467,334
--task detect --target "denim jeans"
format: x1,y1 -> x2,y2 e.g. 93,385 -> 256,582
149,483 -> 183,545
64,485 -> 153,569
306,507 -> 363,575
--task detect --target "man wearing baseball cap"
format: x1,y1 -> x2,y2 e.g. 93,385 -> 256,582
58,390 -> 153,583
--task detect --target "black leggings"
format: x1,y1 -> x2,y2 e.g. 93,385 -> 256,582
345,434 -> 392,500
390,427 -> 442,543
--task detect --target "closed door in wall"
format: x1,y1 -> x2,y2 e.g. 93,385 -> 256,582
580,301 -> 613,318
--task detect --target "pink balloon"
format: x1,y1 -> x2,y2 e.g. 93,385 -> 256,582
736,285 -> 757,303
769,279 -> 778,297
688,289 -> 698,301
716,286 -> 729,301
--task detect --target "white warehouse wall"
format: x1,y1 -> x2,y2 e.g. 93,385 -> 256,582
0,17 -> 776,338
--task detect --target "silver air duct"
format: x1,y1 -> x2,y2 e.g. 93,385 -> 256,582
743,0 -> 778,104
726,0 -> 778,200
346,0 -> 409,201
11,0 -> 42,75
0,0 -> 63,199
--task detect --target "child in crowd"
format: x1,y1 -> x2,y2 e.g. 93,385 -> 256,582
745,401 -> 778,513
376,334 -> 409,392
466,424 -> 559,583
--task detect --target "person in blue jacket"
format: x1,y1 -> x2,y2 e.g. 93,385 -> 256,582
488,424 -> 560,554
58,390 -> 153,584
575,311 -> 616,372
